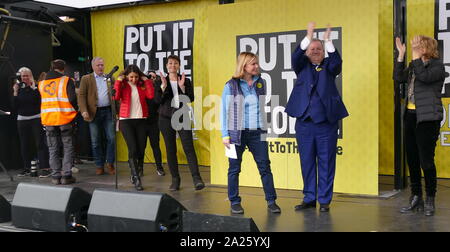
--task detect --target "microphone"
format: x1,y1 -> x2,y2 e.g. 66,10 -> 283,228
104,65 -> 119,81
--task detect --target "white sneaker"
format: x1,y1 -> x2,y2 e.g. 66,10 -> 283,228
71,167 -> 79,173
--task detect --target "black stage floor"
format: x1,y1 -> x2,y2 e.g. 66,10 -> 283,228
1,161 -> 450,232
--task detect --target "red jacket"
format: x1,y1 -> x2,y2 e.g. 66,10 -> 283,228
114,79 -> 154,118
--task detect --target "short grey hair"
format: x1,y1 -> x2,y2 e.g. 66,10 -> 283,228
91,57 -> 104,66
308,38 -> 324,49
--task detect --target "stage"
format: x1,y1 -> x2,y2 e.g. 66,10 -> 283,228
1,161 -> 450,232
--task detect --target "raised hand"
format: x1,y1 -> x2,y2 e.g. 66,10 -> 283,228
307,21 -> 316,40
13,83 -> 19,96
395,37 -> 406,61
159,72 -> 167,90
411,35 -> 423,60
324,24 -> 332,41
178,73 -> 186,90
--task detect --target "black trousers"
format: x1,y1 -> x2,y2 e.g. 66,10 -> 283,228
144,119 -> 163,168
17,118 -> 49,170
404,111 -> 440,197
158,116 -> 200,179
119,119 -> 147,160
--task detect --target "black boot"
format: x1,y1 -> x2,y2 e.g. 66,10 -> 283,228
400,195 -> 424,213
169,177 -> 180,191
156,164 -> 165,176
137,159 -> 144,177
193,176 -> 205,191
128,159 -> 143,191
424,196 -> 435,216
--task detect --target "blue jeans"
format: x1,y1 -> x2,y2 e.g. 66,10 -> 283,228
89,107 -> 116,167
228,129 -> 277,205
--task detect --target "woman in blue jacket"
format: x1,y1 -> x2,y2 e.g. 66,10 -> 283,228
221,52 -> 281,215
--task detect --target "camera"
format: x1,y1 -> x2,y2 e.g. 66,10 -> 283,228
147,70 -> 161,82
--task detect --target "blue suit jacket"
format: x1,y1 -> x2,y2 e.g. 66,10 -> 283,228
285,46 -> 348,124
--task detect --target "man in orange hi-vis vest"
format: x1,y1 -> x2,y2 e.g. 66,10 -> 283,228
39,59 -> 78,185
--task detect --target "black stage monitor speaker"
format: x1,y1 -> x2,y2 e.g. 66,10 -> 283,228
11,183 -> 92,232
0,194 -> 11,223
182,211 -> 260,232
88,189 -> 187,232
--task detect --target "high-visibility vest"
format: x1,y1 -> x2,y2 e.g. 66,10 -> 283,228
38,76 -> 77,126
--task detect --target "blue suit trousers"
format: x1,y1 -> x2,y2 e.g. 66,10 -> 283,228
295,119 -> 338,205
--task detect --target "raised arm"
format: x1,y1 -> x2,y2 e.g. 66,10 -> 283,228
393,37 -> 409,83
292,22 -> 316,74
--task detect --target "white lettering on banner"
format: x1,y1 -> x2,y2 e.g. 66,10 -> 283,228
439,0 -> 450,30
437,0 -> 450,95
439,104 -> 450,146
124,20 -> 194,78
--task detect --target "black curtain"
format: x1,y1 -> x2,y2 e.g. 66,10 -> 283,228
0,14 -> 52,171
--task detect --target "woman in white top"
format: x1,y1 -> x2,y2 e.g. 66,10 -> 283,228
154,55 -> 205,191
114,65 -> 154,191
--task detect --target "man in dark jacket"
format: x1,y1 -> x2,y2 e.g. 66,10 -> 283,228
285,22 -> 348,212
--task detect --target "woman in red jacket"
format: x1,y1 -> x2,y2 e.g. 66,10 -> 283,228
114,65 -> 154,191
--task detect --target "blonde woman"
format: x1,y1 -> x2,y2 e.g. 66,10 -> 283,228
394,35 -> 445,216
221,52 -> 280,214
12,67 -> 50,177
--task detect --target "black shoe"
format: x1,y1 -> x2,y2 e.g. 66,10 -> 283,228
400,195 -> 424,213
169,177 -> 180,191
73,158 -> 84,165
424,196 -> 435,216
320,204 -> 330,212
133,177 -> 144,191
193,177 -> 205,191
231,203 -> 244,214
294,201 -> 316,211
39,169 -> 52,178
61,176 -> 76,185
156,166 -> 165,176
268,203 -> 281,213
17,169 -> 30,177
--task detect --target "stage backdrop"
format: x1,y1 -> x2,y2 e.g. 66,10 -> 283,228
90,0 -> 218,166
379,0 -> 450,178
208,0 -> 380,195
91,0 -> 382,195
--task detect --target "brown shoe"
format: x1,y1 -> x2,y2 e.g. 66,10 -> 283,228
96,167 -> 104,175
51,177 -> 61,185
106,163 -> 115,175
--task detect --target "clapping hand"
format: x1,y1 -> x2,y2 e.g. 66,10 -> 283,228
307,21 -> 315,41
178,73 -> 186,90
324,24 -> 332,41
411,35 -> 423,60
13,83 -> 19,96
159,72 -> 167,90
395,37 -> 406,61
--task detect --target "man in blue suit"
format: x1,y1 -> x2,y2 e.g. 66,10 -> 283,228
285,22 -> 348,212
